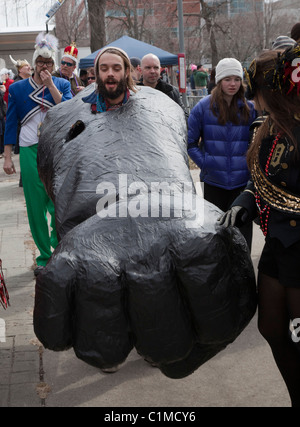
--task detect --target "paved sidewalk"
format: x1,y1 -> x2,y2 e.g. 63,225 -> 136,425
0,160 -> 290,407
0,155 -> 41,406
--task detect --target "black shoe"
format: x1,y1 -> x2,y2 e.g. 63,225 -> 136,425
34,266 -> 45,277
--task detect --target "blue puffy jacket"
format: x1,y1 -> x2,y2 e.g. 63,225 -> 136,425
188,95 -> 256,190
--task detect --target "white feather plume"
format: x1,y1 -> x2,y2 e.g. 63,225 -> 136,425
35,32 -> 58,52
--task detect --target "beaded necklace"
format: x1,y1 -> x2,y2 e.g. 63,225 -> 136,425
37,86 -> 49,137
255,132 -> 281,236
40,85 -> 48,112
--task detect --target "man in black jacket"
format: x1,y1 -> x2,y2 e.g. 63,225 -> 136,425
139,53 -> 188,117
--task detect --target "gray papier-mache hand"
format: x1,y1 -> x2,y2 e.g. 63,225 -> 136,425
34,86 -> 257,379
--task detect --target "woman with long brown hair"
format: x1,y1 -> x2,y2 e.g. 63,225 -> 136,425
188,57 -> 256,249
220,45 -> 300,407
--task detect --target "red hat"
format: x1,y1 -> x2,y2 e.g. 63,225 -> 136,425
63,42 -> 78,64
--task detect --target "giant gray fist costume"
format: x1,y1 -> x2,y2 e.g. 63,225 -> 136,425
34,86 -> 256,378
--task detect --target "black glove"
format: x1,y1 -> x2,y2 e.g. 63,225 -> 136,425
218,206 -> 249,228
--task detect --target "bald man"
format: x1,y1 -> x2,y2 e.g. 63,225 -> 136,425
139,54 -> 187,117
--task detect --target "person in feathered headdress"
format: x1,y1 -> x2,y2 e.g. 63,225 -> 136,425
2,32 -> 72,277
53,42 -> 85,96
220,44 -> 300,407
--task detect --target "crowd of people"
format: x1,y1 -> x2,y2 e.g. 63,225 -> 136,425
1,22 -> 300,406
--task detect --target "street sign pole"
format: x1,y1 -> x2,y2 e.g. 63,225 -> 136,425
45,0 -> 66,32
177,0 -> 187,108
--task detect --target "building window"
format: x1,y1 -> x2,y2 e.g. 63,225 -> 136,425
170,27 -> 178,38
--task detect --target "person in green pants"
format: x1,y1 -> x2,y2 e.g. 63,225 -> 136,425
19,144 -> 58,267
3,32 -> 72,276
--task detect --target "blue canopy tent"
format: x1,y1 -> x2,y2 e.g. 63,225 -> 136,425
79,35 -> 179,69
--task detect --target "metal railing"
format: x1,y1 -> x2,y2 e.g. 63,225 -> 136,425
186,95 -> 205,113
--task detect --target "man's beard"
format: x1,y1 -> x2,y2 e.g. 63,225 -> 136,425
97,75 -> 127,100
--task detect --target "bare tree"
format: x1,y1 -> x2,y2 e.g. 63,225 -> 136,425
262,0 -> 295,49
9,0 -> 52,26
199,0 -> 224,67
184,0 -> 229,67
216,11 -> 262,63
106,0 -> 154,40
56,0 -> 89,45
86,0 -> 107,52
145,1 -> 179,51
183,0 -> 296,67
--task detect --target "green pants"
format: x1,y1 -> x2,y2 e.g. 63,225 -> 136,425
20,145 -> 58,266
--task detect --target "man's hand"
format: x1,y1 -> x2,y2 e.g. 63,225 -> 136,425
40,70 -> 62,104
76,86 -> 85,92
40,69 -> 54,88
3,156 -> 16,175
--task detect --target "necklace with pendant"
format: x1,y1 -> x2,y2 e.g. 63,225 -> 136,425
255,132 -> 281,236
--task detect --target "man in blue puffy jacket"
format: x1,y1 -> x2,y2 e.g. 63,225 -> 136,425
187,58 -> 256,249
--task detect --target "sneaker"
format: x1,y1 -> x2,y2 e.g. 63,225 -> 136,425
101,365 -> 120,374
34,266 -> 45,277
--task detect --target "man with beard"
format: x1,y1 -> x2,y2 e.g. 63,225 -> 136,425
80,47 -> 140,373
3,32 -> 72,276
82,47 -> 137,115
